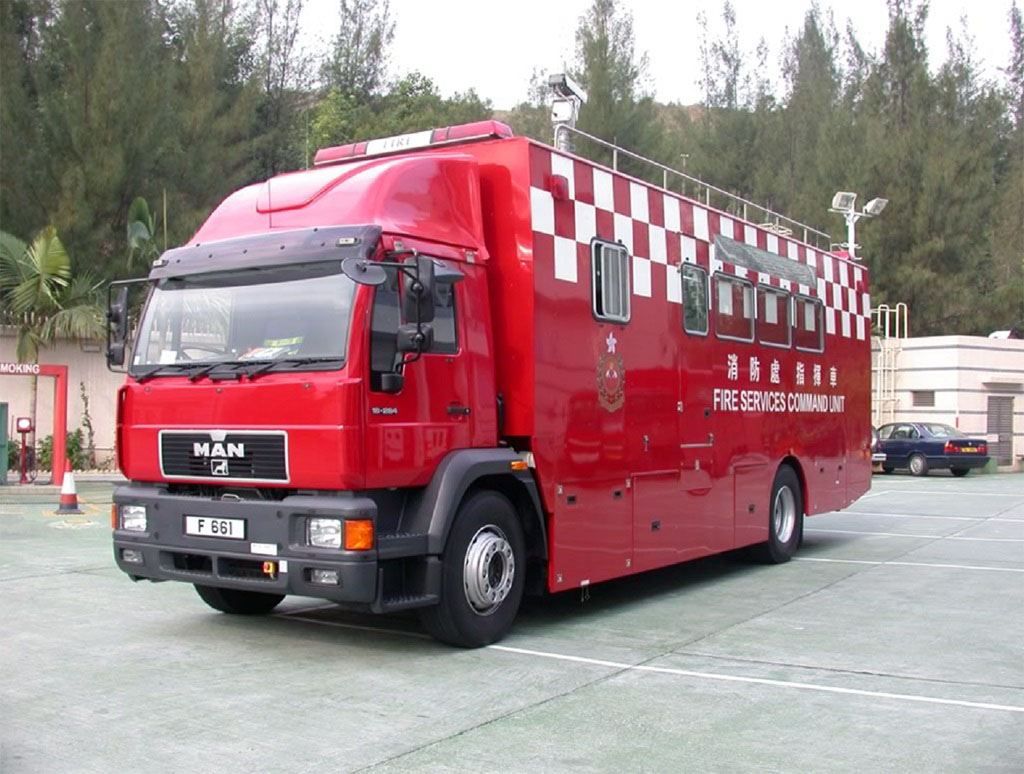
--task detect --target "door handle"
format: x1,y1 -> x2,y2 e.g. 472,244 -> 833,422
447,405 -> 471,416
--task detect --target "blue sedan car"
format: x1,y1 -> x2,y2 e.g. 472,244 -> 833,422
874,422 -> 989,477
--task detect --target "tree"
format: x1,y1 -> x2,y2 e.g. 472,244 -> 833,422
323,0 -> 394,100
167,0 -> 259,237
570,0 -> 662,177
251,0 -> 311,177
310,72 -> 491,150
0,226 -> 105,440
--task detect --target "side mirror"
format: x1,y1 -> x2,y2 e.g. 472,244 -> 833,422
397,322 -> 433,353
107,342 -> 126,368
379,372 -> 404,394
402,256 -> 436,323
107,286 -> 129,368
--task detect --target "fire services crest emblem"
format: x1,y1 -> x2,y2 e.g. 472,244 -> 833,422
597,332 -> 625,412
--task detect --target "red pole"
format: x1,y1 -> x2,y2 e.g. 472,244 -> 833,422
49,366 -> 68,488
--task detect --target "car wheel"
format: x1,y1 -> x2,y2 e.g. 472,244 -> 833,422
419,490 -> 525,648
194,584 -> 285,615
749,465 -> 803,564
951,468 -> 970,477
881,466 -> 894,474
908,453 -> 929,477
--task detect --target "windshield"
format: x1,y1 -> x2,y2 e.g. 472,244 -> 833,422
132,263 -> 357,372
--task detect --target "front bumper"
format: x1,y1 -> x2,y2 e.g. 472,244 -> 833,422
113,484 -> 389,606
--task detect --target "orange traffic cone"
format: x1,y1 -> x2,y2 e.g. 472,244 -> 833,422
57,461 -> 83,514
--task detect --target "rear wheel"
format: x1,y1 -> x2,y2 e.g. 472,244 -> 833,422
194,584 -> 285,615
881,465 -> 894,474
908,453 -> 929,477
950,467 -> 970,478
749,466 -> 803,564
419,490 -> 525,648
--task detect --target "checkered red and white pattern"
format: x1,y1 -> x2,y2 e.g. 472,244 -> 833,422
529,147 -> 870,341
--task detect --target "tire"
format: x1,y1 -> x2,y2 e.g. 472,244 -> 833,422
419,490 -> 526,648
908,453 -> 929,477
194,584 -> 285,615
749,466 -> 804,564
881,466 -> 894,474
950,467 -> 970,478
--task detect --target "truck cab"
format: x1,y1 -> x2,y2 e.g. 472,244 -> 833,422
111,123 -> 547,647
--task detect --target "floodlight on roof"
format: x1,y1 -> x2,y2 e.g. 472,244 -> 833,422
831,191 -> 857,211
864,197 -> 888,216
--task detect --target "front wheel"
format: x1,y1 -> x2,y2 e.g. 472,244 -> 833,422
950,467 -> 970,478
419,490 -> 525,647
749,466 -> 804,564
194,584 -> 285,615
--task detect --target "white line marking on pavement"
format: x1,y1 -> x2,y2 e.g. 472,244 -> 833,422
796,556 -> 1024,573
807,528 -> 1024,543
858,490 -> 890,499
488,645 -> 1024,714
839,511 -> 981,522
871,489 -> 1022,498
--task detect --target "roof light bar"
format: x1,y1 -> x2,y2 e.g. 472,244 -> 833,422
314,120 -> 515,166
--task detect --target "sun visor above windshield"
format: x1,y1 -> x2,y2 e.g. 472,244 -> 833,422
149,225 -> 381,280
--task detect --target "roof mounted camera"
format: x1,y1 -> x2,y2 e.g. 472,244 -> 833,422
548,72 -> 588,104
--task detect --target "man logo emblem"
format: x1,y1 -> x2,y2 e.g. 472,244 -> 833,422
211,459 -> 229,476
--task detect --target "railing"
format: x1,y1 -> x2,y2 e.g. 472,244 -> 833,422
555,125 -> 833,250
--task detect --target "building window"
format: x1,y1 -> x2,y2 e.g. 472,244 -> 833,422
714,274 -> 754,342
912,390 -> 935,407
681,264 -> 709,335
793,296 -> 824,352
591,240 -> 630,323
757,286 -> 791,348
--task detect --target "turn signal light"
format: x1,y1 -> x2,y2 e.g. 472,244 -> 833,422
344,519 -> 374,551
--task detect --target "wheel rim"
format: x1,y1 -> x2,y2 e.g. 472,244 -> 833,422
910,456 -> 924,474
463,525 -> 515,616
773,485 -> 797,544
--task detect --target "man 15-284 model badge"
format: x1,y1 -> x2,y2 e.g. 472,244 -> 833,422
597,332 -> 625,412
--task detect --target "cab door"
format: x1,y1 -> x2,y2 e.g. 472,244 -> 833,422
364,271 -> 471,488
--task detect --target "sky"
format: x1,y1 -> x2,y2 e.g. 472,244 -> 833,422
300,0 -> 1017,109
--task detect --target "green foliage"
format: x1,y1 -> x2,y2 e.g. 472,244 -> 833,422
323,0 -> 394,100
7,438 -> 21,472
311,73 -> 491,150
1,0 -> 1020,337
0,226 -> 104,362
36,428 -> 87,471
569,0 -> 664,179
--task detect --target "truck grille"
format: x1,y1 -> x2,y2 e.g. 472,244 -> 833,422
159,431 -> 288,482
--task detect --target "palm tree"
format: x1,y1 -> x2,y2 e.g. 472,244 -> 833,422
0,226 -> 105,454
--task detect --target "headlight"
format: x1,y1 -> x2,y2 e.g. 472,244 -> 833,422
307,518 -> 342,549
120,504 -> 147,532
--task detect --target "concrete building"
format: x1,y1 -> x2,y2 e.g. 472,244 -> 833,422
872,335 -> 1024,471
1,329 -> 122,469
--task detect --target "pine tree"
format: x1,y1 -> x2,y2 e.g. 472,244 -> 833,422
323,0 -> 394,100
570,0 -> 662,178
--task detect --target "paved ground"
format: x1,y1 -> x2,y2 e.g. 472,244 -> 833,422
1,472 -> 1022,773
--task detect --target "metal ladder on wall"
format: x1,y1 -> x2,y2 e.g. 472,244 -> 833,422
872,303 -> 908,427
555,125 -> 834,250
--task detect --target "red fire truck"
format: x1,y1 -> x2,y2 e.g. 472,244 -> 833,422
109,119 -> 872,647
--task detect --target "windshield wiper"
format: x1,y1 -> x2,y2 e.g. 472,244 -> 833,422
186,360 -> 257,382
135,363 -> 200,384
245,356 -> 344,381
136,360 -> 254,384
